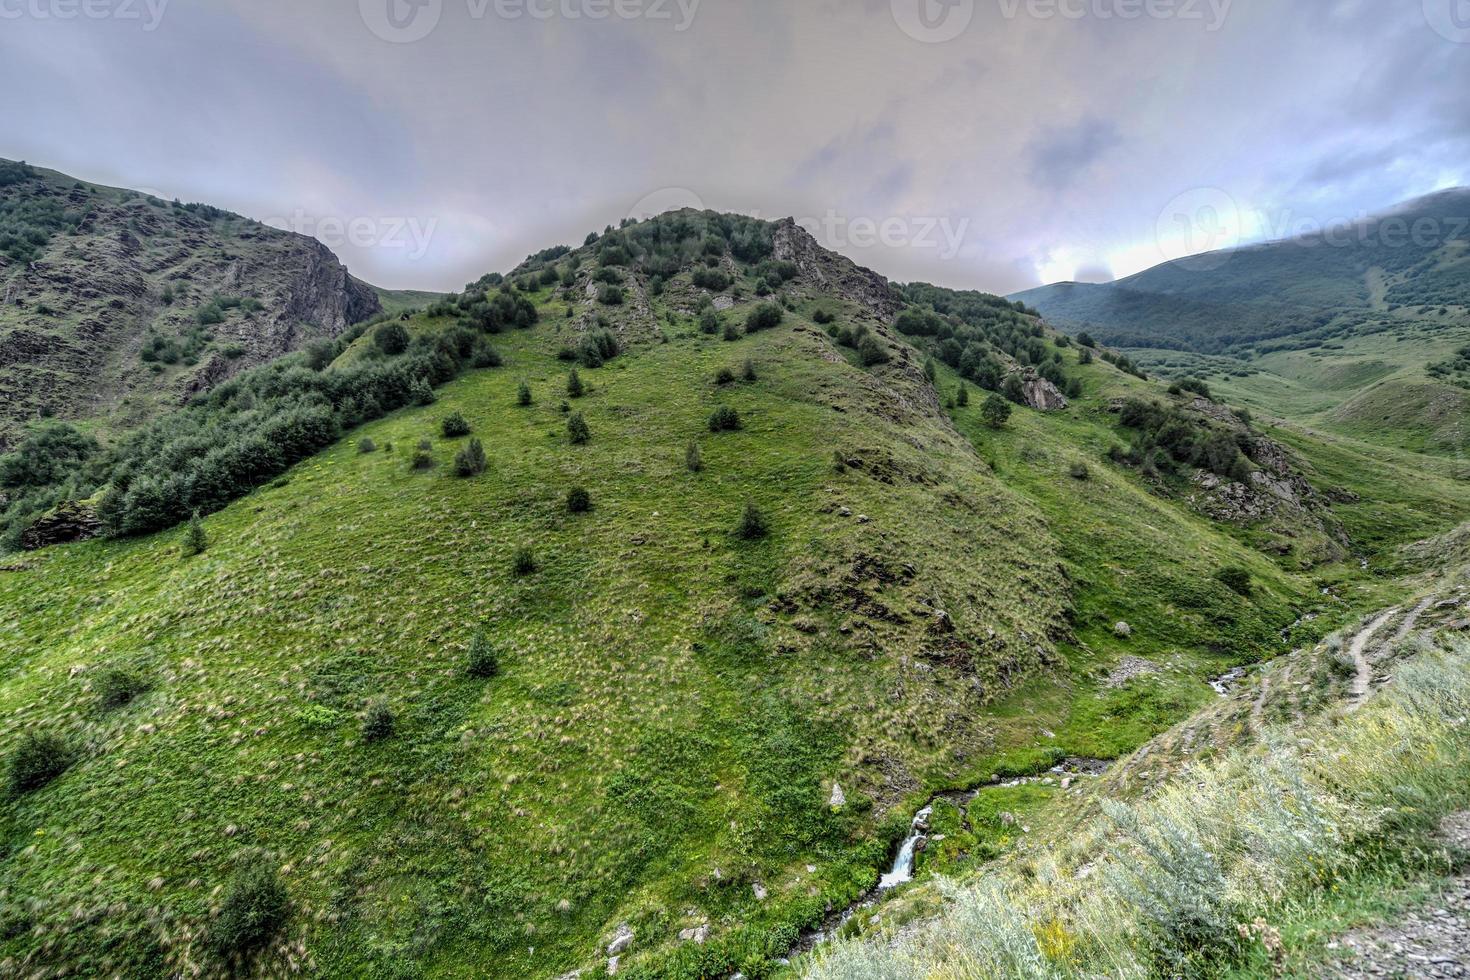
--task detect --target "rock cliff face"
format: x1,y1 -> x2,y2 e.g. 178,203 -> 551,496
771,218 -> 902,320
0,161 -> 380,445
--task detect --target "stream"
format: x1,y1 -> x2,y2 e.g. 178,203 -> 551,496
785,758 -> 1112,958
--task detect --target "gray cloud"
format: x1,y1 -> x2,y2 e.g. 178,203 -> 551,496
1,0 -> 1465,294
1027,118 -> 1122,191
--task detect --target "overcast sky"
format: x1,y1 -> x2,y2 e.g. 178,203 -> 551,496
3,0 -> 1468,294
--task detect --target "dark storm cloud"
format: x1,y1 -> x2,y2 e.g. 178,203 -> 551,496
1,0 -> 1466,293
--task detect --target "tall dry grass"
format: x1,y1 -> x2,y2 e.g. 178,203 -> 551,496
802,635 -> 1470,979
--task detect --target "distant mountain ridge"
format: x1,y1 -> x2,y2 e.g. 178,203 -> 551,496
1013,187 -> 1470,354
0,159 -> 380,446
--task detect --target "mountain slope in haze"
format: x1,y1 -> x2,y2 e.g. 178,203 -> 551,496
2,209 -> 1466,979
1014,189 -> 1470,453
1013,188 -> 1470,353
0,160 -> 380,446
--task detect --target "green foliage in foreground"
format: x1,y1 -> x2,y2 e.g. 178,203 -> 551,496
801,635 -> 1470,980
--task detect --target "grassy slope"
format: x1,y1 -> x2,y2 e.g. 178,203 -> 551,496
0,287 -> 1072,978
1,269 -> 1459,977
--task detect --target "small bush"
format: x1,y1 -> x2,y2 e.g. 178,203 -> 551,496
512,546 -> 537,577
373,322 -> 409,356
956,384 -> 970,407
182,512 -> 208,556
715,367 -> 735,386
699,310 -> 721,335
361,702 -> 395,742
210,860 -> 289,960
441,412 -> 471,438
1069,461 -> 1091,480
741,358 -> 758,382
597,284 -> 624,306
411,450 -> 434,470
709,406 -> 742,432
981,394 -> 1013,429
94,667 -> 149,711
517,380 -> 533,407
454,438 -> 487,477
410,376 -> 435,406
566,486 -> 592,513
467,633 -> 499,678
567,369 -> 584,398
722,321 -> 741,342
358,438 -> 376,454
735,500 -> 769,540
6,732 -> 73,795
813,309 -> 835,325
1215,566 -> 1253,597
858,335 -> 890,366
568,412 -> 591,445
685,440 -> 704,472
745,303 -> 784,333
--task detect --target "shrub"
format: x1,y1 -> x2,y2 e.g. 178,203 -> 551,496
709,406 -> 742,432
512,546 -> 537,576
722,321 -> 741,342
735,500 -> 769,540
568,412 -> 590,445
715,367 -> 735,386
361,702 -> 395,742
373,322 -> 409,355
956,384 -> 970,407
685,440 -> 704,472
567,369 -> 584,398
813,309 -> 835,325
453,438 -> 487,477
745,303 -> 784,333
597,284 -> 624,306
6,732 -> 73,795
858,335 -> 890,366
1069,461 -> 1091,480
1077,331 -> 1096,347
741,358 -> 758,382
441,412 -> 471,438
981,394 -> 1013,429
410,376 -> 435,406
1215,566 -> 1253,597
358,437 -> 376,454
692,267 -> 732,291
566,486 -> 592,513
471,341 -> 503,368
466,633 -> 499,678
210,860 -> 289,960
411,450 -> 434,470
517,380 -> 533,406
94,667 -> 149,711
699,310 -> 721,335
182,512 -> 208,556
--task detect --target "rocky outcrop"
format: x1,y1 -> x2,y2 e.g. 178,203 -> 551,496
771,218 -> 902,320
1021,374 -> 1069,411
20,500 -> 102,550
0,162 -> 381,440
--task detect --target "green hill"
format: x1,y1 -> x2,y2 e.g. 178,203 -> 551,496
2,209 -> 1467,979
1013,190 -> 1470,453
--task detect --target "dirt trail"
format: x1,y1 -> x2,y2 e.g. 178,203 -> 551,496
1330,812 -> 1470,978
1346,609 -> 1399,712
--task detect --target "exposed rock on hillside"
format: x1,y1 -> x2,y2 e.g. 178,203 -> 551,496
0,162 -> 380,442
771,218 -> 902,320
19,500 -> 101,550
